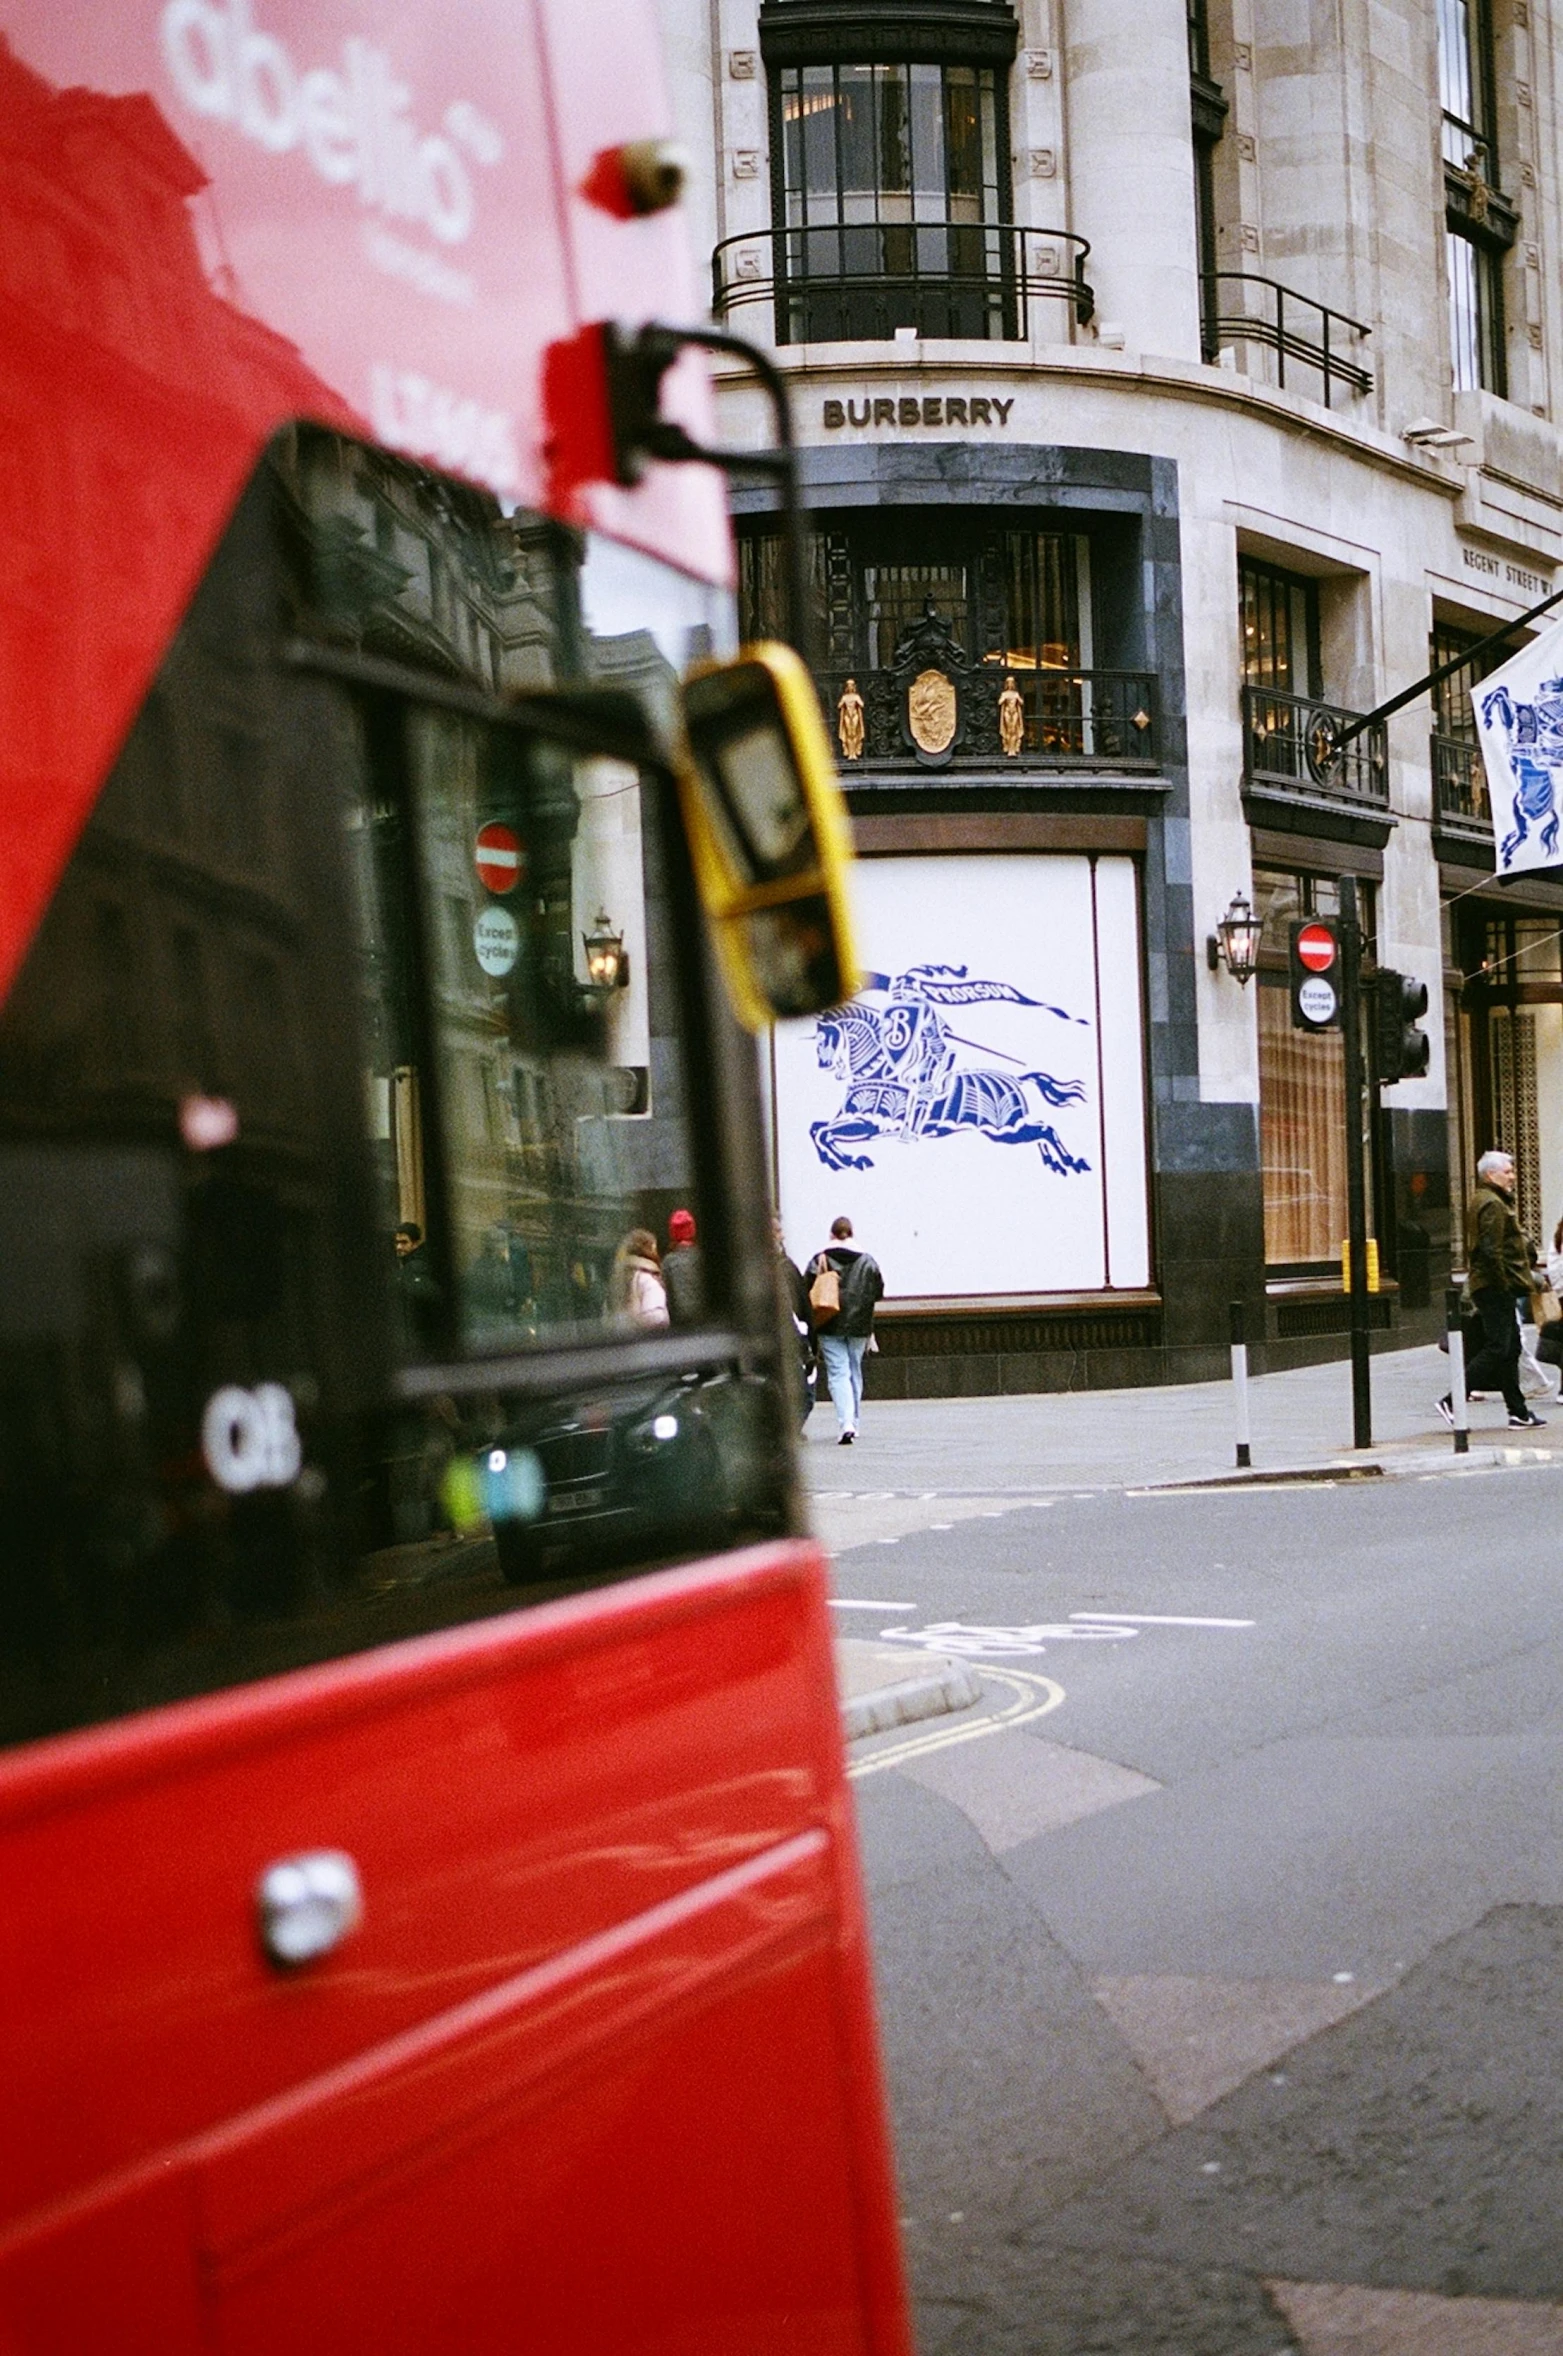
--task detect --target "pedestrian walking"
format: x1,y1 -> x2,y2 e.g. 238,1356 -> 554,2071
774,1215 -> 817,1428
663,1206 -> 704,1326
806,1215 -> 883,1445
1439,1150 -> 1545,1430
610,1229 -> 669,1329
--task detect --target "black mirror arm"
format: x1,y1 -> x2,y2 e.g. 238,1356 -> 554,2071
602,322 -> 814,668
1323,575 -> 1563,766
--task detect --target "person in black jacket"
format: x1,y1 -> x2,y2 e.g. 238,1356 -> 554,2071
774,1216 -> 816,1427
806,1215 -> 883,1445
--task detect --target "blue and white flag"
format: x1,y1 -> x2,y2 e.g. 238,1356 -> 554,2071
1472,617 -> 1563,875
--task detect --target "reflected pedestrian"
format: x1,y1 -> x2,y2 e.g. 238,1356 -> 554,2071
610,1229 -> 669,1329
663,1206 -> 704,1326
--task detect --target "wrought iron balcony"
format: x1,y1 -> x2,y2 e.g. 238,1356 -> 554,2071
1201,272 -> 1372,407
712,221 -> 1094,346
1432,730 -> 1492,837
1242,686 -> 1388,810
824,661 -> 1158,772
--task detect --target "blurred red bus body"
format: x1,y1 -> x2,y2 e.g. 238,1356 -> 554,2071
0,4 -> 911,2349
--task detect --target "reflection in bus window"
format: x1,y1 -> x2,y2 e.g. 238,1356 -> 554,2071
0,431 -> 784,1752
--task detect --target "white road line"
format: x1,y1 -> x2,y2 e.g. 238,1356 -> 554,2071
829,1598 -> 916,1611
1069,1611 -> 1255,1629
847,1664 -> 1066,1777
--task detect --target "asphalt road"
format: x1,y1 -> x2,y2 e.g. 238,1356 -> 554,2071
830,1459 -> 1563,2355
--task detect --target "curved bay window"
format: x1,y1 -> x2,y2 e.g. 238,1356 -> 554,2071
739,516 -> 1159,768
775,60 -> 1009,340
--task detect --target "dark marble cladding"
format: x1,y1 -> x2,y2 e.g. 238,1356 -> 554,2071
738,437 -> 1273,1391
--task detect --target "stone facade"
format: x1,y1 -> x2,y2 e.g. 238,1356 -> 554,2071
665,0 -> 1563,1391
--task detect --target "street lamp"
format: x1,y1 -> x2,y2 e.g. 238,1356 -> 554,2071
582,911 -> 629,992
1207,892 -> 1262,986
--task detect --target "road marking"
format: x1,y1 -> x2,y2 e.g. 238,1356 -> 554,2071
878,1620 -> 1135,1657
830,1598 -> 915,1611
848,1664 -> 1066,1777
1070,1611 -> 1255,1629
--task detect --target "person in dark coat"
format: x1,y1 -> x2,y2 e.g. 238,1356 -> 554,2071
806,1215 -> 883,1445
774,1215 -> 816,1427
663,1207 -> 704,1326
1441,1149 -> 1545,1429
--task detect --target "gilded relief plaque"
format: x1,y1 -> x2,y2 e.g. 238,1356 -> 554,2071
908,667 -> 958,756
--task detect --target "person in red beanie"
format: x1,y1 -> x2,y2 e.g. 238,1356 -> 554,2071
664,1207 -> 704,1326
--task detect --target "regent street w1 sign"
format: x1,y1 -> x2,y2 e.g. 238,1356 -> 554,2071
822,394 -> 1015,430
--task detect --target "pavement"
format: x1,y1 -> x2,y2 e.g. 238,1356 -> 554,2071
807,1341 -> 1563,1564
826,1342 -> 1563,1744
814,1367 -> 1563,2354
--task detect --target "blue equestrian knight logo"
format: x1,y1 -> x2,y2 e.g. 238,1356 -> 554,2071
1478,674 -> 1563,869
809,964 -> 1092,1176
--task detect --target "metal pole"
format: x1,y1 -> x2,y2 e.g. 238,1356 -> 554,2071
1230,1299 -> 1252,1469
1339,876 -> 1373,1448
1445,1287 -> 1471,1455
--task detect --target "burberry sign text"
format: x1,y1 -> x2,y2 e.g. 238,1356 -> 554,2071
823,395 -> 1014,430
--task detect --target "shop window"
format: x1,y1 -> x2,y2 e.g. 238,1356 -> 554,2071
1430,618 -> 1507,826
1449,906 -> 1563,1247
1438,0 -> 1510,395
736,514 -> 1141,764
1254,870 -> 1378,1272
1239,558 -> 1320,697
739,520 -> 1089,677
774,59 -> 1009,340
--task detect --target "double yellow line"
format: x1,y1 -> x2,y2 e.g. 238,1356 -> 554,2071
847,1663 -> 1065,1779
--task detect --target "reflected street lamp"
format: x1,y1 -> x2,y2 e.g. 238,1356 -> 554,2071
582,911 -> 629,992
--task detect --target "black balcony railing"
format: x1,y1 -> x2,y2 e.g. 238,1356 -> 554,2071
712,222 -> 1094,346
1201,272 -> 1372,406
1433,730 -> 1491,833
822,665 -> 1158,770
1242,685 -> 1388,808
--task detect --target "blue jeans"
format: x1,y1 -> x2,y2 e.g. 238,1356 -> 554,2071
818,1333 -> 867,1433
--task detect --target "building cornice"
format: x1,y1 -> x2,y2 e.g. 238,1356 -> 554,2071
712,343 -> 1469,500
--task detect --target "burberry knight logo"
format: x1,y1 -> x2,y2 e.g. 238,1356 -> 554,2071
823,395 -> 1015,430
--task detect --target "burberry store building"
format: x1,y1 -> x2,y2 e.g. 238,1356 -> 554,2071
670,0 -> 1563,1393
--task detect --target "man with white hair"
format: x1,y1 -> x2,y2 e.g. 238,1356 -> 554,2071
1440,1149 -> 1545,1429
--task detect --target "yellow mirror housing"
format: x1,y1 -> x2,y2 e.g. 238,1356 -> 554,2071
678,642 -> 859,1029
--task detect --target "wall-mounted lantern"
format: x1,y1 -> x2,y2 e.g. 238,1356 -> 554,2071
582,911 -> 629,993
1206,892 -> 1262,986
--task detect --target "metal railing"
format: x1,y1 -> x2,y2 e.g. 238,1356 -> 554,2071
1242,685 -> 1388,806
821,665 -> 1158,768
1432,730 -> 1491,832
1201,272 -> 1372,406
712,221 -> 1094,346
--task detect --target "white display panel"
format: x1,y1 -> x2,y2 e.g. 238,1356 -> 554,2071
772,855 -> 1150,1297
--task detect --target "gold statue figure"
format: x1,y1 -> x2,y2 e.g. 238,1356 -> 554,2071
836,677 -> 865,761
998,672 -> 1026,757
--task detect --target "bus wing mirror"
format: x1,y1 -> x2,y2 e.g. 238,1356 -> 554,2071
678,643 -> 858,1030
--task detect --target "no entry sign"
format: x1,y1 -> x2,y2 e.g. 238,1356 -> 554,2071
1295,921 -> 1337,972
474,822 -> 523,895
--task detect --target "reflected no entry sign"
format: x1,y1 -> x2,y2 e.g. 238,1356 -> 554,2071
474,822 -> 524,895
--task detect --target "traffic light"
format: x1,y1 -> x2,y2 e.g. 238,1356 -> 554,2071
1373,970 -> 1431,1084
1288,918 -> 1341,1030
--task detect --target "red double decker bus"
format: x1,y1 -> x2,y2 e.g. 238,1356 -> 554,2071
0,3 -> 909,2347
